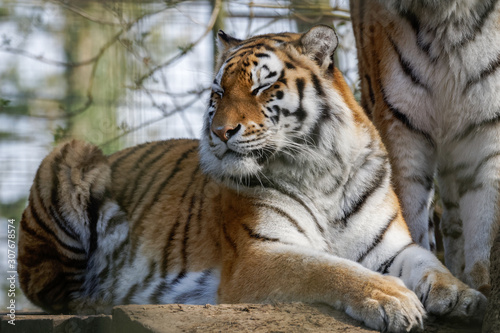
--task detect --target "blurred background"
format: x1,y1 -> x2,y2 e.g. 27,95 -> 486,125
0,0 -> 358,310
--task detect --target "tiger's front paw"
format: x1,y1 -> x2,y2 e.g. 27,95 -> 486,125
416,271 -> 487,322
347,275 -> 425,332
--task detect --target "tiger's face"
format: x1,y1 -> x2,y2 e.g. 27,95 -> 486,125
200,26 -> 339,183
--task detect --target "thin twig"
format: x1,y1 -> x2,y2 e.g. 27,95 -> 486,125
135,0 -> 222,87
98,96 -> 201,148
51,0 -> 122,26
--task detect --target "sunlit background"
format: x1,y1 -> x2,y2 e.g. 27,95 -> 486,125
0,0 -> 357,310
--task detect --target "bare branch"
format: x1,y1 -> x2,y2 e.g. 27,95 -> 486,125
135,0 -> 223,87
98,96 -> 201,149
50,0 -> 122,26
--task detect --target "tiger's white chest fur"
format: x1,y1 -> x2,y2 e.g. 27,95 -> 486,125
382,0 -> 500,141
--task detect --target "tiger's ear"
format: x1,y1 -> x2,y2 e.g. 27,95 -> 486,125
299,25 -> 338,72
216,30 -> 242,69
217,30 -> 241,52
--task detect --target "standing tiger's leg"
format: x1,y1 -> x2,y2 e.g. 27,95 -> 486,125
375,112 -> 437,251
441,126 -> 500,294
437,159 -> 466,281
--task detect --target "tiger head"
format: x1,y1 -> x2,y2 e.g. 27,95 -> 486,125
199,25 -> 347,185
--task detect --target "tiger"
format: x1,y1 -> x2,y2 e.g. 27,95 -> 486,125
17,25 -> 486,332
350,0 -> 500,297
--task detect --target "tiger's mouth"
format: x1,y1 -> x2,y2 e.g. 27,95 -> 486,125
216,145 -> 277,165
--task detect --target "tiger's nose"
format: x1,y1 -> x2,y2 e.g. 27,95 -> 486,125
212,124 -> 242,142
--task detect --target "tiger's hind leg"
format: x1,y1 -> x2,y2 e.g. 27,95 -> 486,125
18,140 -> 119,313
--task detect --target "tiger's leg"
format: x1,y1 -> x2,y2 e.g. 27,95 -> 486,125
437,163 -> 466,281
219,242 -> 425,333
18,140 -> 128,314
378,118 -> 437,251
359,213 -> 487,321
442,127 -> 500,294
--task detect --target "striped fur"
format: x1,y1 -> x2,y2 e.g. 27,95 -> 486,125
351,0 -> 500,295
18,26 -> 485,332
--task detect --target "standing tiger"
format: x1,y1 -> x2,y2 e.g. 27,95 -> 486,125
350,0 -> 500,296
18,26 -> 486,332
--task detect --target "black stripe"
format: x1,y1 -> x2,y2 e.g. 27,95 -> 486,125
357,212 -> 398,263
180,169 -> 201,272
403,174 -> 434,192
96,263 -> 110,286
143,261 -> 157,291
49,143 -> 70,225
125,143 -> 174,213
223,223 -> 238,252
399,10 -> 432,58
130,146 -> 197,253
21,220 -> 87,270
242,224 -> 280,242
453,111 -> 500,141
365,74 -> 375,107
48,206 -> 80,242
36,272 -> 75,313
110,142 -> 150,172
311,73 -> 324,96
148,146 -> 197,209
377,243 -> 415,274
438,162 -> 469,178
196,270 -> 212,286
357,0 -> 366,47
474,150 -> 500,175
420,281 -> 433,307
118,141 -> 167,206
151,280 -> 168,304
123,283 -> 140,304
441,199 -> 459,210
159,165 -> 199,277
86,195 -> 102,258
464,52 -> 500,92
265,71 -> 277,79
33,163 -> 80,242
293,78 -> 307,126
104,210 -> 128,234
296,78 -> 305,100
454,0 -> 499,47
234,178 -> 324,235
456,152 -> 500,197
254,202 -> 307,236
29,204 -> 86,255
196,178 -> 209,236
388,35 -> 429,91
161,218 -> 182,277
255,52 -> 270,58
171,271 -> 187,286
274,186 -> 324,234
379,82 -> 436,148
339,164 -> 388,227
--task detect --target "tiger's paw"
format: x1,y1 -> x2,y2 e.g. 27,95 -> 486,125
346,274 -> 425,332
415,271 -> 487,322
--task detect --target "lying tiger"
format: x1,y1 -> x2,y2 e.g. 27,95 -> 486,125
18,26 -> 486,332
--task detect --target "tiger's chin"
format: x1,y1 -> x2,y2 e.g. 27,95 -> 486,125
199,141 -> 264,185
